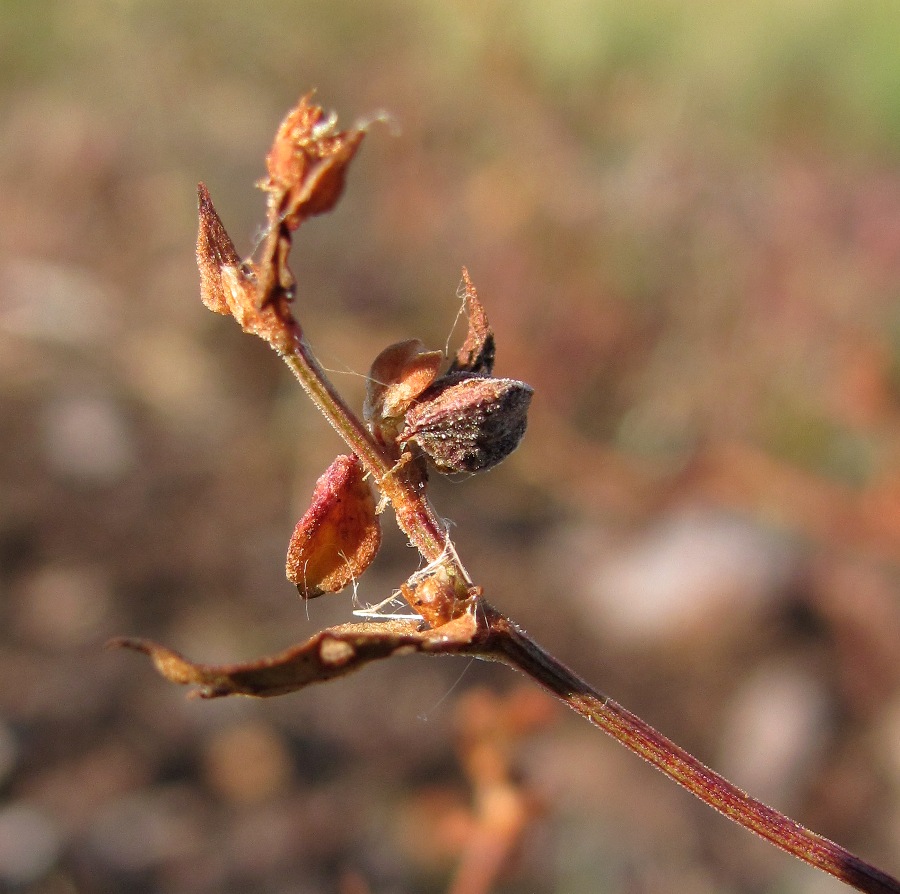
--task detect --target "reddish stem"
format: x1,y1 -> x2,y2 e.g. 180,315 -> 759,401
275,289 -> 898,894
279,334 -> 473,609
483,610 -> 899,894
195,96 -> 898,890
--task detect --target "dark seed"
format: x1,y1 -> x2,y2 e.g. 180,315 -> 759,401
400,373 -> 533,474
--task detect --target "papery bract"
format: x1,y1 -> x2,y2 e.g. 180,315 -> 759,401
286,454 -> 381,598
449,267 -> 495,376
364,339 -> 443,446
196,183 -> 299,352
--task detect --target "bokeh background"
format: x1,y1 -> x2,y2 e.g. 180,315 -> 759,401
1,2 -> 899,892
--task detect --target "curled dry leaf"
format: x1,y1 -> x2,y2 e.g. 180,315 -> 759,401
449,268 -> 495,376
197,183 -> 299,352
286,454 -> 381,598
364,339 -> 443,446
108,612 -> 479,698
261,92 -> 367,231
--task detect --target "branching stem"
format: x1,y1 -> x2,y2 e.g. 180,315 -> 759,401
484,612 -> 900,894
280,334 -> 473,594
278,322 -> 898,894
159,95 -> 900,894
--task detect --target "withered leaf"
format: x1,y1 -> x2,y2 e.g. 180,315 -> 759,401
197,183 -> 299,352
261,93 -> 366,230
197,182 -> 243,316
363,339 -> 443,444
286,454 -> 381,598
108,612 -> 479,698
449,268 -> 495,376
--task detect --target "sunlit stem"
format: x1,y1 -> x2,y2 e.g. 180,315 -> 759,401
278,334 -> 473,603
483,612 -> 900,894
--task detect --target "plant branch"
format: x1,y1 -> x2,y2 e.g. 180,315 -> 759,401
268,214 -> 899,894
481,610 -> 900,894
113,599 -> 900,893
278,333 -> 474,610
116,94 -> 900,894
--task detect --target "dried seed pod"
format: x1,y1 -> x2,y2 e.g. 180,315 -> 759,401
401,565 -> 461,627
286,454 -> 381,598
400,373 -> 533,474
363,339 -> 443,446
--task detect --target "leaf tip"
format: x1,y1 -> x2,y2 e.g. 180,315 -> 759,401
451,269 -> 495,376
197,183 -> 241,315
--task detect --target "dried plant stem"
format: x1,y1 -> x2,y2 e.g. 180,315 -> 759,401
281,331 -> 898,894
279,334 -> 472,589
484,613 -> 899,894
280,335 -> 390,476
137,96 -> 899,894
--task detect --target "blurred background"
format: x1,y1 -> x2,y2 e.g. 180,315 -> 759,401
1,1 -> 899,892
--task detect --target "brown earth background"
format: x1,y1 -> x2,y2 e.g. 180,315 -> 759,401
1,2 -> 899,892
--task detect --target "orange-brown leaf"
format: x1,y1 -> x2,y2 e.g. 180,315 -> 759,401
196,184 -> 299,351
286,454 -> 381,598
197,182 -> 242,316
450,268 -> 495,376
108,613 -> 478,698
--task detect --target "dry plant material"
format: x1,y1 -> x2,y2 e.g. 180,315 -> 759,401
110,614 -> 480,699
365,278 -> 532,475
449,268 -> 495,376
285,454 -> 381,598
364,338 -> 443,449
445,687 -> 552,894
400,373 -> 533,475
197,184 -> 293,351
395,269 -> 532,475
111,94 -> 900,894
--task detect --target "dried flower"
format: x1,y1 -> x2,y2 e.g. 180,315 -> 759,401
255,94 -> 367,309
364,339 -> 444,449
261,92 -> 366,230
